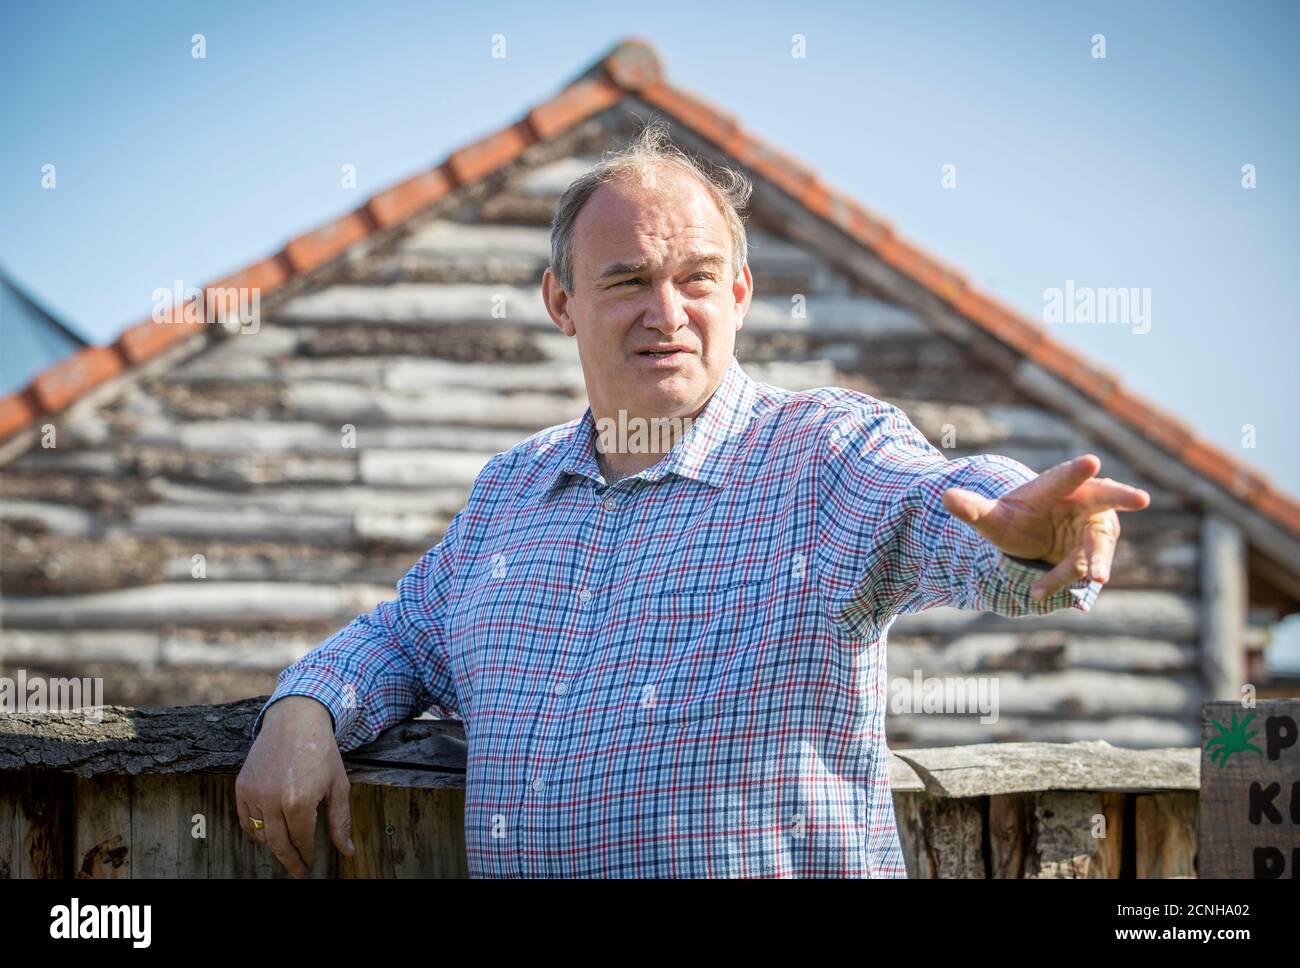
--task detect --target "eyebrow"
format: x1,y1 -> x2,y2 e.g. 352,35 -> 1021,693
596,252 -> 729,282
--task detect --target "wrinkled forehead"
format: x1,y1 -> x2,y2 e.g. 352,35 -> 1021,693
574,171 -> 731,274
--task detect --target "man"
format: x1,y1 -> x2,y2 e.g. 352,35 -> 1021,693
237,123 -> 1150,878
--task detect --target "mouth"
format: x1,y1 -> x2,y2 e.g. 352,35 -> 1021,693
636,346 -> 692,359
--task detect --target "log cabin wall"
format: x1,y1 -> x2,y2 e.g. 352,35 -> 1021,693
0,106 -> 1292,750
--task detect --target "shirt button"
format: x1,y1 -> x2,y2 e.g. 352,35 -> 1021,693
531,778 -> 545,793
579,588 -> 592,604
603,497 -> 617,511
554,682 -> 568,696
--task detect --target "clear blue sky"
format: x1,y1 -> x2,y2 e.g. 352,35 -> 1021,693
4,1 -> 1299,659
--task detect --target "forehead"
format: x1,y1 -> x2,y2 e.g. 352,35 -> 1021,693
574,170 -> 730,271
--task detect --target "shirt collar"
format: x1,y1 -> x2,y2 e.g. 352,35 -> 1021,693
544,355 -> 756,494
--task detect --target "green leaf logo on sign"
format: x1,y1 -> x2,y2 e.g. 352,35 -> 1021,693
1204,710 -> 1264,768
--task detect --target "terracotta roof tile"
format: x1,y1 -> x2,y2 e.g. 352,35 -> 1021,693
1025,336 -> 1122,406
365,166 -> 455,229
0,390 -> 40,439
599,36 -> 663,91
116,310 -> 208,365
29,344 -> 125,413
447,120 -> 536,186
206,255 -> 292,296
1103,387 -> 1194,457
640,81 -> 744,152
951,288 -> 1045,357
1255,488 -> 1300,537
1182,438 -> 1271,505
528,76 -> 623,141
282,210 -> 376,274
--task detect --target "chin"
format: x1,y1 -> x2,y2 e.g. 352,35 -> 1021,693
636,373 -> 705,413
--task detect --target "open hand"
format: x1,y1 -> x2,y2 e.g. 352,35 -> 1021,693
941,454 -> 1151,601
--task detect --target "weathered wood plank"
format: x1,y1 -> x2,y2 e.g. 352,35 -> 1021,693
72,774 -> 132,878
893,793 -> 984,878
1197,699 -> 1299,878
988,793 -> 1030,878
129,773 -> 210,877
0,770 -> 69,878
338,785 -> 468,878
0,697 -> 469,783
133,419 -> 526,456
1,582 -> 394,630
1201,514 -> 1248,701
888,713 -> 1200,749
895,740 -> 1199,798
887,669 -> 1201,719
1027,791 -> 1105,879
889,591 -> 1201,637
1135,792 -> 1198,878
888,634 -> 1200,676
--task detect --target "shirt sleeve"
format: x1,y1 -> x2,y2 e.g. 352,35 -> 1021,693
814,402 -> 1103,634
248,466 -> 484,753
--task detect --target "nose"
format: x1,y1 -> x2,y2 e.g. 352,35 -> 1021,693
641,278 -> 691,337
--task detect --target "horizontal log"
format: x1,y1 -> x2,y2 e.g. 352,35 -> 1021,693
894,739 -> 1199,797
4,696 -> 1199,805
131,420 -> 527,456
0,628 -> 315,671
886,668 -> 1201,718
284,380 -> 581,428
149,480 -> 468,515
1,581 -> 394,629
888,713 -> 1200,750
0,696 -> 467,790
888,633 -> 1200,675
889,590 -> 1201,637
274,283 -> 928,338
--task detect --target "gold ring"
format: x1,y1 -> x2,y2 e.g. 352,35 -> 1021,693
250,816 -> 265,830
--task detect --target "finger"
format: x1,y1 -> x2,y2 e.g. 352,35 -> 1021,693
1072,477 -> 1151,515
284,797 -> 319,871
237,793 -> 268,844
941,486 -> 1000,528
1029,547 -> 1089,601
236,792 -> 259,842
1016,454 -> 1102,505
263,808 -> 309,878
1083,523 -> 1117,583
327,776 -> 356,858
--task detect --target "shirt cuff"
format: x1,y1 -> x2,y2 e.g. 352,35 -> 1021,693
249,665 -> 362,746
994,549 -> 1103,613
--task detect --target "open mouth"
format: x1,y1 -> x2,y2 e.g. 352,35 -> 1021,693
637,347 -> 690,358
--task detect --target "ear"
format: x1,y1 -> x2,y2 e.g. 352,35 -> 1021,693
733,262 -> 753,332
541,268 -> 577,337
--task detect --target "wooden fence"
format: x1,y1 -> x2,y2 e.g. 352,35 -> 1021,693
0,696 -> 1200,878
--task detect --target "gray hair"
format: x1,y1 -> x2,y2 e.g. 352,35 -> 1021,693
548,119 -> 753,294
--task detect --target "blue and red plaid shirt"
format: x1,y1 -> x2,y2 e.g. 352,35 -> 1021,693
252,355 -> 1101,877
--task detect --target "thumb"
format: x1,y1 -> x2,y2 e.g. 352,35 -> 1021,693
327,776 -> 355,857
942,487 -> 999,530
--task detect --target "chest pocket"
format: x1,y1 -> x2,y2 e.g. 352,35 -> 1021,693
618,577 -> 771,726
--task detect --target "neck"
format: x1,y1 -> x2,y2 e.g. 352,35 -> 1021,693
590,404 -> 697,483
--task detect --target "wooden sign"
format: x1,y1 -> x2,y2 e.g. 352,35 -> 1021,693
1199,699 -> 1300,878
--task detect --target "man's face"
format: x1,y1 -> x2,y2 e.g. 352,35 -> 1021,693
542,169 -> 753,423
